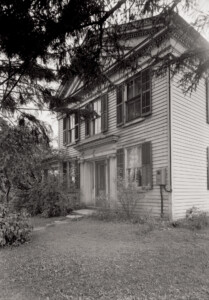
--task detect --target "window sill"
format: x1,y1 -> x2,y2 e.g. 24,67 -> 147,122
122,117 -> 145,128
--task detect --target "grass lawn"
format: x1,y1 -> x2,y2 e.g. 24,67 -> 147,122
1,218 -> 209,300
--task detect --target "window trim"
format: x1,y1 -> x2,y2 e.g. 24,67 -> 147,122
63,117 -> 68,145
85,93 -> 108,138
117,68 -> 151,126
118,141 -> 152,190
63,113 -> 80,146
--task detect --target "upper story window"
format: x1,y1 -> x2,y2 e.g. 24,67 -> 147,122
93,99 -> 101,135
117,68 -> 151,125
63,113 -> 79,145
85,94 -> 108,137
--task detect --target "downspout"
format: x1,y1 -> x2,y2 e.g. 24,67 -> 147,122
168,64 -> 173,218
159,65 -> 172,218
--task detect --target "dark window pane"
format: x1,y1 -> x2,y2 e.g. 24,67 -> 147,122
127,80 -> 134,100
142,91 -> 151,114
135,76 -> 141,96
128,101 -> 135,120
135,97 -> 141,115
75,125 -> 79,140
117,86 -> 123,104
68,130 -> 72,143
117,104 -> 123,124
85,119 -> 90,136
136,168 -> 142,187
63,118 -> 67,130
75,113 -> 79,124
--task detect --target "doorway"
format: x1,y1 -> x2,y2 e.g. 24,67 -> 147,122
95,160 -> 106,205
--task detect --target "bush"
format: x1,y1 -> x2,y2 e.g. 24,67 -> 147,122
0,204 -> 32,247
117,178 -> 145,218
185,206 -> 209,230
12,177 -> 79,217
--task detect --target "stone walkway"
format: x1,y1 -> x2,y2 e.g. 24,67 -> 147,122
33,209 -> 96,231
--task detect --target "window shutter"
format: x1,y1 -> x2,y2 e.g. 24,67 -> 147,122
116,86 -> 124,126
142,142 -> 152,188
85,103 -> 91,137
141,69 -> 151,116
63,162 -> 67,187
101,94 -> 108,132
75,160 -> 80,189
206,79 -> 209,124
116,148 -> 124,180
75,112 -> 80,141
63,117 -> 68,145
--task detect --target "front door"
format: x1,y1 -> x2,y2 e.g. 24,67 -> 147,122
95,160 -> 106,205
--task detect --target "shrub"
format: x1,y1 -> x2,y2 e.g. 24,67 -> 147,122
13,177 -> 79,217
185,206 -> 209,230
117,178 -> 145,218
0,204 -> 32,247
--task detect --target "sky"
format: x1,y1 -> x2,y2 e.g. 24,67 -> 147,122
34,0 -> 209,148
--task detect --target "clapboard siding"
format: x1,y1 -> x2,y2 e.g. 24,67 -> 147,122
58,117 -> 80,159
57,71 -> 170,217
171,75 -> 209,219
112,73 -> 169,217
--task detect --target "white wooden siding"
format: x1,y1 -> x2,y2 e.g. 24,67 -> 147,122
102,73 -> 169,216
171,75 -> 209,219
58,72 -> 170,217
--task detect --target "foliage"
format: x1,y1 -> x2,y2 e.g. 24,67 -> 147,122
117,177 -> 145,218
185,206 -> 209,230
13,176 -> 79,218
0,117 -> 51,203
91,205 -> 170,235
172,206 -> 209,230
0,0 -> 207,123
0,204 -> 32,247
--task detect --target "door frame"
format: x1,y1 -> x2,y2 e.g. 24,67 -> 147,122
92,158 -> 109,206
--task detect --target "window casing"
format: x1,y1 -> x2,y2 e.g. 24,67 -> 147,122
68,114 -> 75,144
126,145 -> 142,187
85,94 -> 108,137
117,142 -> 152,189
63,113 -> 79,145
92,99 -> 101,135
68,160 -> 80,189
63,118 -> 67,144
117,68 -> 151,125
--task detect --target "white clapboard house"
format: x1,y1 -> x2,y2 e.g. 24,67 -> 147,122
57,13 -> 209,220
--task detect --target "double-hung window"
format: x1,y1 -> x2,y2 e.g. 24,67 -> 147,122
92,99 -> 101,135
68,114 -> 75,144
63,113 -> 80,145
69,160 -> 80,189
63,117 -> 68,144
126,145 -> 142,187
85,94 -> 108,137
116,141 -> 152,189
117,68 -> 151,125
